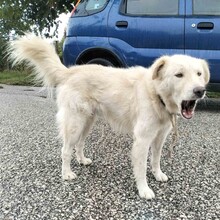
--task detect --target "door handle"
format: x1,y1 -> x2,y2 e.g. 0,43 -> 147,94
116,21 -> 128,28
197,22 -> 214,30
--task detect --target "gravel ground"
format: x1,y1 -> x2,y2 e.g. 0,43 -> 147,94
0,84 -> 219,220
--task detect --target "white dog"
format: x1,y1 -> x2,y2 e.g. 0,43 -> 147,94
9,35 -> 210,199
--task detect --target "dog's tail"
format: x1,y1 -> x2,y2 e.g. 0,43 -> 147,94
8,34 -> 68,87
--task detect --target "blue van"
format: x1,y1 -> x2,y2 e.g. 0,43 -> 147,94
63,0 -> 220,91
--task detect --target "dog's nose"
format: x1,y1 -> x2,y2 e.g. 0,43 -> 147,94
193,86 -> 206,98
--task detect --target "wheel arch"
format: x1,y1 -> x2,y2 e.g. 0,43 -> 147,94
76,47 -> 125,67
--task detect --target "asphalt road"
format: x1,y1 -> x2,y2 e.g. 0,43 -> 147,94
0,84 -> 219,220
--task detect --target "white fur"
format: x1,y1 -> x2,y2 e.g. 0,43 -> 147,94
9,35 -> 210,200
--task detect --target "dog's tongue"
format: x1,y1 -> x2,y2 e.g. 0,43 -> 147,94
182,109 -> 194,119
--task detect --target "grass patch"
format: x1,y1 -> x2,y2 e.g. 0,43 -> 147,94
0,70 -> 38,86
207,91 -> 220,98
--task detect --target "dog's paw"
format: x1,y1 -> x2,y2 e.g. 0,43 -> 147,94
153,171 -> 168,182
62,171 -> 77,180
78,157 -> 92,166
138,187 -> 155,200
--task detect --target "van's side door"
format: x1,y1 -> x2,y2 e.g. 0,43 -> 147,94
185,0 -> 220,83
108,0 -> 185,67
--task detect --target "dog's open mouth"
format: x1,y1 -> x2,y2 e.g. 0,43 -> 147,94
181,100 -> 197,119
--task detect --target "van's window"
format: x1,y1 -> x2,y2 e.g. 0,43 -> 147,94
126,0 -> 179,16
73,0 -> 109,17
193,0 -> 220,15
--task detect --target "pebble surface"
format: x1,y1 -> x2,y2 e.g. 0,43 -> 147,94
0,85 -> 219,220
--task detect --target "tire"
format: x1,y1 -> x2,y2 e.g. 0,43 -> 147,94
87,58 -> 115,67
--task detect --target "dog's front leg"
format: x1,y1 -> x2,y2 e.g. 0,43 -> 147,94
131,137 -> 155,200
151,126 -> 171,182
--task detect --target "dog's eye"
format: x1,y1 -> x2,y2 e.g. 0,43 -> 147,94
197,72 -> 202,76
175,73 -> 183,78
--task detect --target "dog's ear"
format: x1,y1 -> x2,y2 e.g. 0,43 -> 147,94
152,56 -> 168,80
201,60 -> 210,84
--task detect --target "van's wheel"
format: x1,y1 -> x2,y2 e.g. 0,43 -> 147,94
87,58 -> 115,67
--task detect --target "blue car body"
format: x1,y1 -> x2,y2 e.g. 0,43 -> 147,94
63,0 -> 220,90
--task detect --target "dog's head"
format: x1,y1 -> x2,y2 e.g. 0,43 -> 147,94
151,54 -> 210,119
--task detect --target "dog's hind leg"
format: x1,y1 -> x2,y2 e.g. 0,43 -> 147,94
75,116 -> 95,165
61,134 -> 77,180
58,109 -> 92,180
